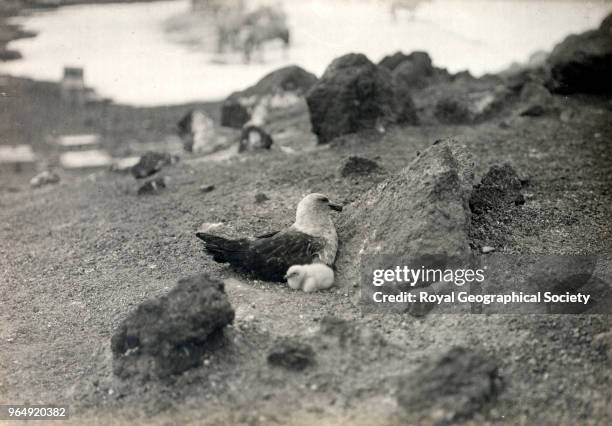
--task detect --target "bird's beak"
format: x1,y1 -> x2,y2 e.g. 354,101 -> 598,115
283,274 -> 288,280
329,202 -> 343,212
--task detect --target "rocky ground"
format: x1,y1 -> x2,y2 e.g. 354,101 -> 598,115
1,13 -> 612,426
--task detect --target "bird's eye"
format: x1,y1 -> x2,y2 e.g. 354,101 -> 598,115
320,197 -> 329,203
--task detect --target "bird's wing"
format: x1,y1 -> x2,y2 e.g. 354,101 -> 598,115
249,230 -> 326,282
255,230 -> 281,239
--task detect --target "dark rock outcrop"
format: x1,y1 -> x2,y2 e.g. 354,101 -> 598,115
378,51 -> 412,71
547,13 -> 612,94
306,53 -> 404,144
390,51 -> 434,89
397,346 -> 501,420
131,152 -> 176,179
111,274 -> 234,379
238,125 -> 274,152
267,338 -> 316,371
221,65 -> 318,128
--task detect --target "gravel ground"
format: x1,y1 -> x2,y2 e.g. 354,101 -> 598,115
1,71 -> 611,425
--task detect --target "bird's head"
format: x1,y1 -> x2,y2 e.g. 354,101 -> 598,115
285,264 -> 306,289
295,193 -> 342,219
294,193 -> 343,234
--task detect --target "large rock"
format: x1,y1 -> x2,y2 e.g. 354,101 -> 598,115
306,53 -> 406,144
390,51 -> 434,89
547,13 -> 612,94
221,65 -> 318,128
396,346 -> 501,421
336,139 -> 474,290
518,81 -> 554,117
111,274 -> 235,379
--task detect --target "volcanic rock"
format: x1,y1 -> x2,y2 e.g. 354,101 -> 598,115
396,346 -> 501,420
336,139 -> 474,294
390,51 -> 434,89
547,13 -> 612,94
469,164 -> 523,215
518,82 -> 554,117
378,51 -> 412,71
306,53 -> 400,144
111,274 -> 234,379
221,65 -> 318,128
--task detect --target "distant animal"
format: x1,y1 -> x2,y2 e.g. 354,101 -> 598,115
285,263 -> 335,292
214,4 -> 290,62
196,193 -> 342,282
215,1 -> 247,53
238,6 -> 290,63
390,0 -> 430,21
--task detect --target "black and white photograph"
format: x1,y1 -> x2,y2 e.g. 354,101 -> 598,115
1,0 -> 611,424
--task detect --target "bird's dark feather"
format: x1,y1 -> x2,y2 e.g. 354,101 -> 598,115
255,230 -> 280,239
197,230 -> 325,282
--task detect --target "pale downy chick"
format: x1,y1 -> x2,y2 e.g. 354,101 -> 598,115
285,263 -> 335,292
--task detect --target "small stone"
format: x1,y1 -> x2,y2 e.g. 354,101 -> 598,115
137,176 -> 167,195
131,152 -> 176,179
519,105 -> 546,117
339,156 -> 384,177
254,193 -> 269,204
30,171 -> 60,188
267,338 -> 316,371
481,246 -> 496,254
238,126 -> 273,152
514,194 -> 526,206
200,184 -> 215,193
